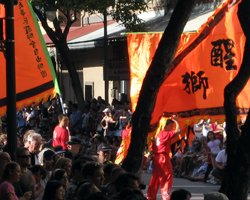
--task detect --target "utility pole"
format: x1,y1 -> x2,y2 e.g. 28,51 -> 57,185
5,0 -> 17,160
103,10 -> 109,103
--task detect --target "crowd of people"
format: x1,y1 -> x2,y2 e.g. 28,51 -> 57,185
0,95 -> 231,200
0,96 -> 142,200
172,119 -> 227,186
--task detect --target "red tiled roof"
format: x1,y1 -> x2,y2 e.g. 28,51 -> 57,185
44,20 -> 115,44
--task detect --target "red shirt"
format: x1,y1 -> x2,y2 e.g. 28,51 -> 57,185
52,125 -> 69,150
152,130 -> 175,154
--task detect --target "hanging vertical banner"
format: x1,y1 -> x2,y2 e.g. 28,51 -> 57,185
0,0 -> 59,116
128,0 -> 248,129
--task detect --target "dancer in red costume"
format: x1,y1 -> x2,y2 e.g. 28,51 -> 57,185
147,115 -> 180,200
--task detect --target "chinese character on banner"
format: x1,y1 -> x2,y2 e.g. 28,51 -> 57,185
211,39 -> 237,70
182,71 -> 209,99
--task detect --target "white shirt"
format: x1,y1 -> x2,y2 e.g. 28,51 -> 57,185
215,149 -> 227,165
207,139 -> 221,155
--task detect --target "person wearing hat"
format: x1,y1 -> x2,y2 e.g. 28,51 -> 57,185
67,137 -> 82,157
100,108 -> 117,137
41,149 -> 56,188
43,149 -> 56,171
97,143 -> 112,165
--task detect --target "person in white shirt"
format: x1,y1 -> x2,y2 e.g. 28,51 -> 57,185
211,146 -> 227,182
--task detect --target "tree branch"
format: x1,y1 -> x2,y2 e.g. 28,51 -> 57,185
32,5 -> 58,43
63,11 -> 77,40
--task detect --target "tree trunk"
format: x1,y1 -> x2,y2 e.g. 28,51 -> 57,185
221,0 -> 250,200
122,0 -> 197,173
32,6 -> 85,111
56,41 -> 85,111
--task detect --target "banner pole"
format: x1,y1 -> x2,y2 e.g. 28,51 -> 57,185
5,0 -> 17,161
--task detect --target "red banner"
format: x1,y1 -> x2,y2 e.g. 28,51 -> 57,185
0,0 -> 59,116
128,0 -> 248,129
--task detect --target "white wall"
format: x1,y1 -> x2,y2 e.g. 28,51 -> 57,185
83,66 -> 107,101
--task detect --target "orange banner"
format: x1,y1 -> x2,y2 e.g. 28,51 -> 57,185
128,0 -> 248,129
0,0 -> 59,116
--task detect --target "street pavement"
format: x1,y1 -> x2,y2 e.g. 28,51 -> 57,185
141,171 -> 250,200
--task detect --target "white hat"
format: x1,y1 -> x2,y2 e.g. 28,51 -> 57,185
103,108 -> 111,113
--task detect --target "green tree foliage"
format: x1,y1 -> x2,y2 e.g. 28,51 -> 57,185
84,0 -> 148,31
31,0 -> 148,107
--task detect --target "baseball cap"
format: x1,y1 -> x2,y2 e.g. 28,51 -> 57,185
43,149 -> 56,160
97,143 -> 112,152
67,137 -> 81,145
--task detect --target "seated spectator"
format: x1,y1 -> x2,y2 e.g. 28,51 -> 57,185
81,161 -> 104,190
0,133 -> 7,150
170,189 -> 191,200
0,162 -> 32,200
76,182 -> 101,200
204,131 -> 221,183
43,149 -> 56,170
187,162 -> 208,182
65,159 -> 87,200
29,165 -> 46,200
97,143 -> 113,165
14,147 -> 35,199
174,137 -> 206,178
206,131 -> 221,169
50,169 -> 69,189
67,137 -> 82,158
114,172 -> 142,193
23,130 -> 36,148
85,192 -> 110,200
204,192 -> 229,200
209,144 -> 227,185
103,163 -> 120,186
117,188 -> 147,200
54,157 -> 72,178
102,165 -> 125,196
23,130 -> 43,165
42,149 -> 56,186
0,152 -> 11,178
42,180 -> 65,200
53,146 -> 66,162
